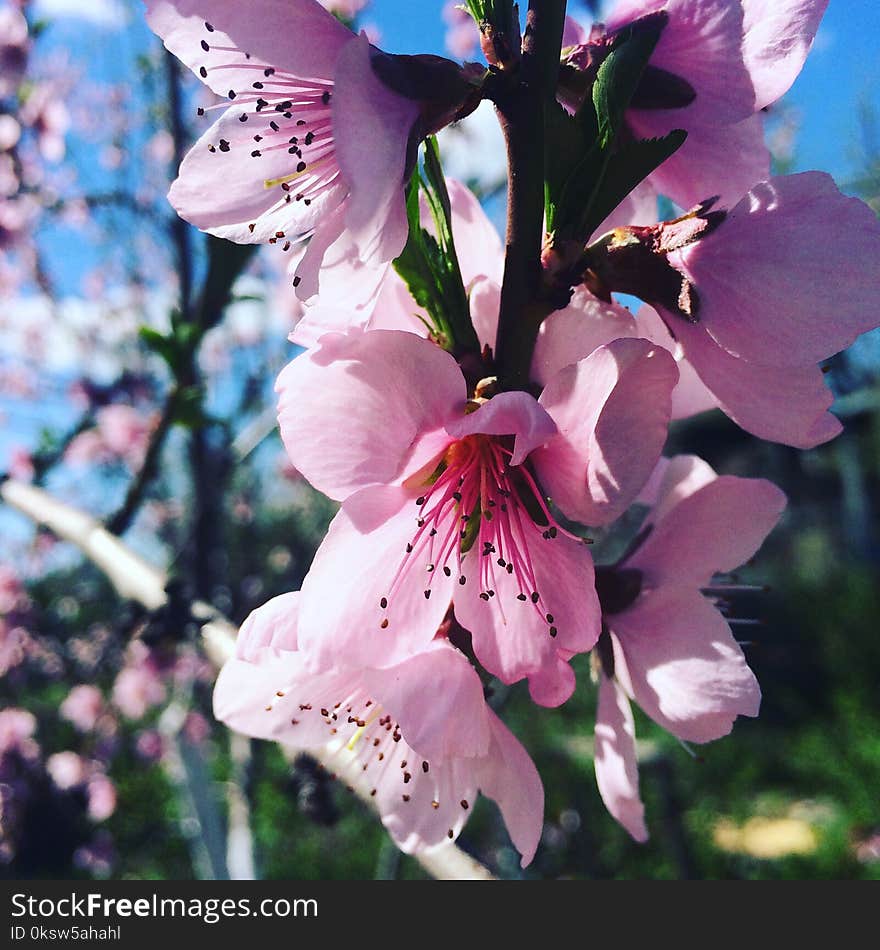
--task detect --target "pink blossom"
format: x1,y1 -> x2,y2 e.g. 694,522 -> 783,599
0,193 -> 37,251
60,685 -> 105,734
19,81 -> 71,163
112,664 -> 167,720
86,774 -> 117,822
0,6 -> 29,98
46,750 -> 88,791
135,729 -> 165,762
277,328 -> 677,704
443,2 -> 479,60
0,708 -> 38,759
182,711 -> 211,746
65,404 -> 156,469
0,564 -> 27,615
566,0 -> 828,208
214,592 -> 544,864
0,115 -> 22,151
0,622 -> 30,676
145,0 -> 420,301
650,173 -> 880,447
5,446 -> 34,482
592,455 -> 785,840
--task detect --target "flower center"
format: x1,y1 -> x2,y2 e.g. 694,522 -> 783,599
382,434 -> 577,640
268,687 -> 456,811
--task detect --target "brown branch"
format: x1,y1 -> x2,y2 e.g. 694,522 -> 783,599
492,0 -> 568,390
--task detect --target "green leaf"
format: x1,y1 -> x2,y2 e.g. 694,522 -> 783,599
391,140 -> 480,355
580,130 -> 687,238
544,100 -> 591,233
139,326 -> 181,375
592,13 -> 666,149
545,12 -> 672,242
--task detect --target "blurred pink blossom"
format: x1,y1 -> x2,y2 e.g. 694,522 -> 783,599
0,6 -> 29,98
182,711 -> 211,746
0,708 -> 38,759
443,2 -> 479,59
65,404 -> 156,470
0,622 -> 31,676
46,750 -> 88,791
86,774 -> 117,821
112,664 -> 167,720
60,685 -> 106,734
135,729 -> 165,762
19,81 -> 71,163
0,114 -> 22,151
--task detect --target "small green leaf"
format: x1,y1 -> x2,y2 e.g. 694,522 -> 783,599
593,12 -> 667,149
544,100 -> 590,232
392,140 -> 480,355
545,12 -> 672,242
139,326 -> 180,374
580,130 -> 687,238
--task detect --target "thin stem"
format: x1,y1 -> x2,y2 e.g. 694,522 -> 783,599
106,388 -> 178,535
493,0 -> 567,390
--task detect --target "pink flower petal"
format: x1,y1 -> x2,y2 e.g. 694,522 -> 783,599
363,640 -> 491,761
531,290 -> 638,389
637,453 -> 717,524
445,391 -> 557,467
629,473 -> 786,586
630,112 -> 769,210
534,338 -> 678,526
593,179 -> 659,235
474,713 -> 545,866
213,652 -> 343,748
562,15 -> 589,48
214,616 -> 541,863
276,329 -> 465,500
595,675 -> 648,842
145,0 -> 352,95
468,275 -> 501,353
742,0 -> 829,110
608,0 -> 754,125
167,102 -> 347,245
333,33 -> 418,263
234,591 -> 301,661
671,315 -> 843,448
214,650 -> 482,855
446,179 -> 504,287
291,202 -> 379,303
297,485 -> 454,671
673,173 -> 880,367
632,306 -> 719,420
610,589 -> 761,743
455,526 -> 599,703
